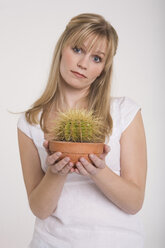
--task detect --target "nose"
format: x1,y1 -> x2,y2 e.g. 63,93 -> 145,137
77,55 -> 88,70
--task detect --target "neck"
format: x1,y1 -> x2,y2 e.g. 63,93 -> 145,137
59,79 -> 89,110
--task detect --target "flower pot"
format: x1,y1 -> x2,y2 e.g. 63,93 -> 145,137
48,140 -> 104,165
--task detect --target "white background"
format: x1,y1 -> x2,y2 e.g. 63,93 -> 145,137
0,0 -> 164,247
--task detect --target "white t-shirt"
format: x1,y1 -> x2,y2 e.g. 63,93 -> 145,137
17,96 -> 144,248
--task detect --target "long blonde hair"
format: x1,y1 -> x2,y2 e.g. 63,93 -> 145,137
25,13 -> 118,139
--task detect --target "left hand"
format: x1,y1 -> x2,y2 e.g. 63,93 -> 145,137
73,144 -> 110,177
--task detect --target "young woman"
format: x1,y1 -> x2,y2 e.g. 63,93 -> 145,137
17,13 -> 147,248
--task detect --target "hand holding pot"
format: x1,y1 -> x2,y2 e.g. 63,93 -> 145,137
74,144 -> 110,177
43,140 -> 74,175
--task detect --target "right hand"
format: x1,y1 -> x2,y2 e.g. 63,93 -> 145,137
43,140 -> 75,176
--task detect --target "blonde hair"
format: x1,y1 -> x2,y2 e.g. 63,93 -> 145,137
25,13 -> 118,140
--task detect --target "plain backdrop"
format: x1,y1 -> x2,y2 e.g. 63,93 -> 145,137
0,0 -> 164,247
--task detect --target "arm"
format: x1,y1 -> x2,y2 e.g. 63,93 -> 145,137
75,110 -> 147,214
17,129 -> 74,219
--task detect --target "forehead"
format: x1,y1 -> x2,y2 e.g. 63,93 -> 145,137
67,33 -> 107,54
83,35 -> 107,54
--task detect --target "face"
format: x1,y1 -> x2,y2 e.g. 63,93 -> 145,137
60,36 -> 107,90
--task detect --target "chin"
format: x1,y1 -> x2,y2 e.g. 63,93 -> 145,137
64,78 -> 83,89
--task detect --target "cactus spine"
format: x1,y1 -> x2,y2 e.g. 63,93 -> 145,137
51,109 -> 106,143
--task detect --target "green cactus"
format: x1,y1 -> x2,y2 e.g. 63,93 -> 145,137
51,109 -> 106,143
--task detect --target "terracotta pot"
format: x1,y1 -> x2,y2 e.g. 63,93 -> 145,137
48,140 -> 104,165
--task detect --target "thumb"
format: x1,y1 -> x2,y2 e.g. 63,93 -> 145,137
104,144 -> 110,153
43,140 -> 48,148
99,144 -> 110,160
43,140 -> 50,154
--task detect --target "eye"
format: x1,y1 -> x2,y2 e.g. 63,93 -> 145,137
93,55 -> 102,63
72,46 -> 82,53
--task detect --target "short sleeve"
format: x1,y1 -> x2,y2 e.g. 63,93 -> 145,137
17,113 -> 32,139
120,97 -> 141,133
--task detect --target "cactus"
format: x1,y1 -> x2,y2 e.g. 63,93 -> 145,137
51,109 -> 106,143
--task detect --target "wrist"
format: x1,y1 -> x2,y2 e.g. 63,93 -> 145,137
46,166 -> 68,179
90,165 -> 108,181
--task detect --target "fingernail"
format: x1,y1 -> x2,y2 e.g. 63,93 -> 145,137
80,157 -> 85,162
56,152 -> 61,156
89,154 -> 94,158
64,157 -> 70,162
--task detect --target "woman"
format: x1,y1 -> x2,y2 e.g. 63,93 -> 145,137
17,13 -> 147,248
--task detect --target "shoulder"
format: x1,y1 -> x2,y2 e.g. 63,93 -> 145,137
17,113 -> 32,138
110,96 -> 140,109
110,96 -> 141,134
17,112 -> 42,139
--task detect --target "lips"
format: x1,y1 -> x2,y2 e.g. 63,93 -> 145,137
71,70 -> 87,78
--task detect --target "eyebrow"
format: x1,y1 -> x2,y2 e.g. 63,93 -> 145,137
95,51 -> 105,56
80,44 -> 106,56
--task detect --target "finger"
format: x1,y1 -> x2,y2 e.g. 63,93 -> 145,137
78,158 -> 97,176
58,162 -> 74,175
46,152 -> 62,165
43,140 -> 51,154
76,161 -> 89,176
99,144 -> 110,160
104,144 -> 110,153
88,154 -> 105,169
74,168 -> 80,174
51,157 -> 70,173
43,140 -> 48,148
69,167 -> 76,173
